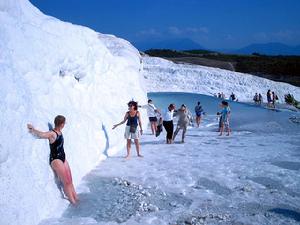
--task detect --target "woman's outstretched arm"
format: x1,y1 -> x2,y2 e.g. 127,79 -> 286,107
27,124 -> 55,140
112,112 -> 128,129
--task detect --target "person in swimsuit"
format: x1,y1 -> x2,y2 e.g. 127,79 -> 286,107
27,115 -> 78,205
113,101 -> 143,159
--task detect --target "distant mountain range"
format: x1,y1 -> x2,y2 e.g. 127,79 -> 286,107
230,42 -> 300,56
133,38 -> 300,56
133,38 -> 204,51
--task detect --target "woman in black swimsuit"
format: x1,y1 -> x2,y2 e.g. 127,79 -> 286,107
27,115 -> 78,205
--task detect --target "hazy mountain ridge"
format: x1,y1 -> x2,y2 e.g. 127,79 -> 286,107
134,37 -> 300,56
232,42 -> 300,56
133,38 -> 204,51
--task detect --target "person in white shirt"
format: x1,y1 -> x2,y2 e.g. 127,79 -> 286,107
161,103 -> 176,144
141,99 -> 159,135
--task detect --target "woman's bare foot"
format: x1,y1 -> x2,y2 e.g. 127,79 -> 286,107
137,154 -> 143,158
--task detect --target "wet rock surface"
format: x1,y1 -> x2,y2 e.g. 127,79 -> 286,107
271,161 -> 300,171
289,116 -> 300,124
175,211 -> 232,225
63,177 -> 192,223
193,178 -> 233,196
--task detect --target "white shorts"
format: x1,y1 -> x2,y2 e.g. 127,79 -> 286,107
124,125 -> 140,139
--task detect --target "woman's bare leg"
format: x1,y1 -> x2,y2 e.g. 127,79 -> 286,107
134,139 -> 142,157
153,121 -> 157,133
64,160 -> 78,202
51,159 -> 76,204
182,126 -> 187,142
126,139 -> 131,159
150,122 -> 156,135
196,116 -> 200,127
219,124 -> 224,136
173,126 -> 180,141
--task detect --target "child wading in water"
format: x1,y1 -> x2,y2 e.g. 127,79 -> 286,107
219,101 -> 231,136
27,115 -> 78,205
113,101 -> 143,159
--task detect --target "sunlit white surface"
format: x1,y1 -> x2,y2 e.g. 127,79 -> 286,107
40,93 -> 300,225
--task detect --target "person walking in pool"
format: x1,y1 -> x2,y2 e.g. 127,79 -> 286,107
219,101 -> 231,136
141,99 -> 159,135
194,101 -> 204,127
27,115 -> 78,205
113,100 -> 143,159
161,103 -> 176,144
258,93 -> 263,105
272,91 -> 278,108
267,89 -> 272,108
173,104 -> 191,143
253,93 -> 259,104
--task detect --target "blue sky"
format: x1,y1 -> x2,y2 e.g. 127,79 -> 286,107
29,0 -> 300,49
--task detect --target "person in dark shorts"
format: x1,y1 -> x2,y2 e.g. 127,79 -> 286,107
27,115 -> 78,205
141,99 -> 159,135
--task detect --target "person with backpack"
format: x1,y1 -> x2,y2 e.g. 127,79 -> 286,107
27,115 -> 78,205
113,101 -> 143,159
194,101 -> 204,127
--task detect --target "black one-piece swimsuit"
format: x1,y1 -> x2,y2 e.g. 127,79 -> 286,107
49,130 -> 66,164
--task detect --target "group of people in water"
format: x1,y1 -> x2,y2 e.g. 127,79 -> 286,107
253,92 -> 263,105
113,99 -> 231,151
266,89 -> 278,108
253,90 -> 278,108
215,92 -> 238,102
26,98 -> 231,205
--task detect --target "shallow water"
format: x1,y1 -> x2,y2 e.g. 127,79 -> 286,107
40,92 -> 300,225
